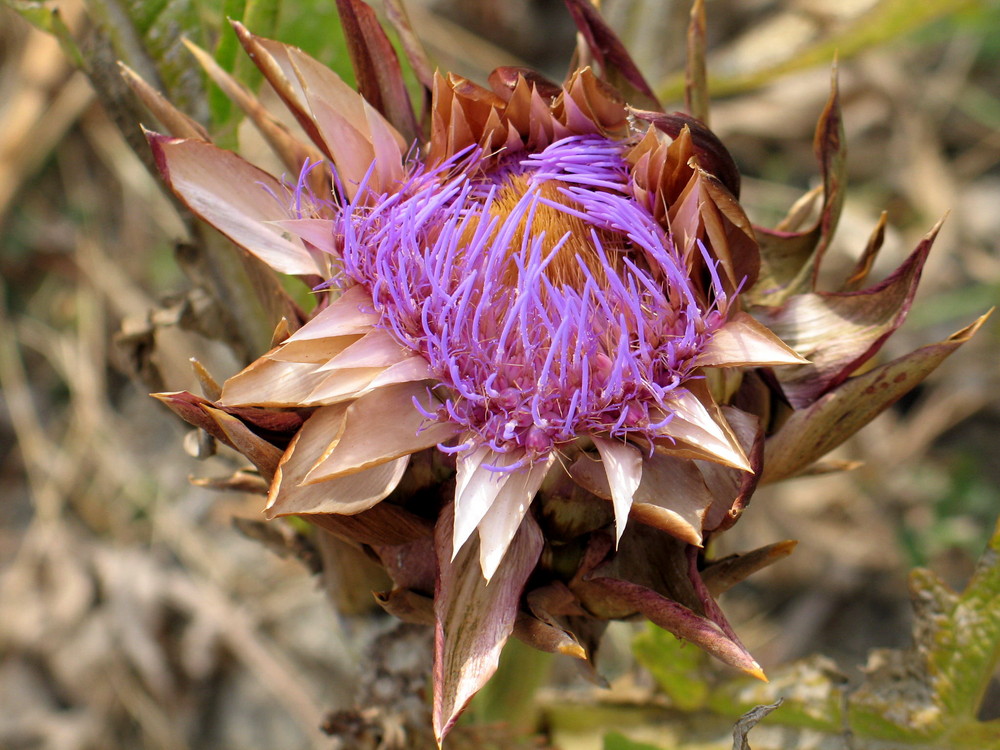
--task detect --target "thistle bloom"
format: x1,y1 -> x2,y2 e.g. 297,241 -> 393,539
329,121 -> 803,567
139,0 -> 986,742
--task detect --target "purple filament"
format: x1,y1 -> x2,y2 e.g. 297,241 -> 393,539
337,134 -> 728,460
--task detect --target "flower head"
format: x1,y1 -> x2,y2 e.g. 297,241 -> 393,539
140,0 -> 987,743
348,132 -> 734,461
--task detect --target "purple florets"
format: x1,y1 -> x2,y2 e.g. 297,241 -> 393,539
338,135 -> 727,459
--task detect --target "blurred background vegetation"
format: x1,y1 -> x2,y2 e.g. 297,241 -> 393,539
1,0 -> 998,748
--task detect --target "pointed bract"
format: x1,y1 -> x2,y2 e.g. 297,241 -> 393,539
702,540 -> 798,596
583,576 -> 765,679
453,447 -> 524,560
656,389 -> 752,472
335,0 -> 420,143
756,222 -> 937,407
699,407 -> 763,532
842,210 -> 888,292
266,406 -> 409,518
220,353 -> 349,407
315,329 -> 413,371
285,285 -> 379,342
202,405 -> 284,482
383,0 -> 435,92
477,455 -> 554,581
231,22 -> 332,159
433,505 -> 543,744
763,313 -> 991,483
120,63 -> 210,141
685,0 -> 710,125
304,382 -> 458,483
696,311 -> 807,368
147,133 -> 323,276
751,68 -> 845,305
592,437 -> 643,545
571,448 -> 712,546
181,39 -> 325,181
562,0 -> 660,110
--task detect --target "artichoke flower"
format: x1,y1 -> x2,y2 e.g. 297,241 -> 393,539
138,0 -> 987,742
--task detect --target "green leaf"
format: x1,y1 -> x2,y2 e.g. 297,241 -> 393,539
207,0 -> 248,128
76,0 -> 210,119
124,0 -> 171,35
604,733 -> 667,750
633,625 -> 710,711
707,655 -> 846,733
275,0 -> 353,78
850,516 -> 1000,742
932,523 -> 1000,718
208,0 -> 280,133
4,0 -> 86,69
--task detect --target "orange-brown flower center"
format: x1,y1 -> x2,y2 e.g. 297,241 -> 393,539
487,174 -> 623,288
